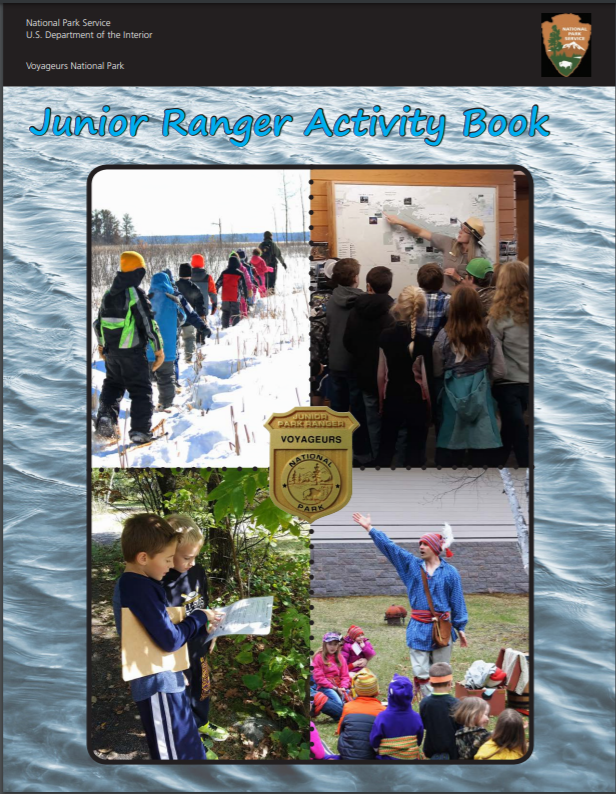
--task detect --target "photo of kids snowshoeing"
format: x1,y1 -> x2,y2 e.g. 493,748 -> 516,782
90,168 -> 310,467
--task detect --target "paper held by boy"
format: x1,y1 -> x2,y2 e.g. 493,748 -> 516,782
121,598 -> 274,681
205,596 -> 274,643
265,407 -> 358,522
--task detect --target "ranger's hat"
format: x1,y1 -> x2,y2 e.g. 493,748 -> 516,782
463,216 -> 486,239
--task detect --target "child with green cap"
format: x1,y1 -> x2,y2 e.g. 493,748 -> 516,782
456,257 -> 496,316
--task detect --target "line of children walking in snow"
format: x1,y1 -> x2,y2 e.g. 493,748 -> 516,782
310,251 -> 529,468
310,630 -> 527,761
94,238 -> 286,444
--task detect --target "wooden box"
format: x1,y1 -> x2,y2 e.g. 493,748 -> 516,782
454,682 -> 507,716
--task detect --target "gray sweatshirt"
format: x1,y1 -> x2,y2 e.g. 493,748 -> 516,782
326,285 -> 364,375
433,329 -> 507,381
487,315 -> 529,384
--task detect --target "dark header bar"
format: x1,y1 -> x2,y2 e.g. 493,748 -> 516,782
4,3 -> 615,86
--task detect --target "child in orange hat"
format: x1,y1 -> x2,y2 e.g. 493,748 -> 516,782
94,251 -> 164,444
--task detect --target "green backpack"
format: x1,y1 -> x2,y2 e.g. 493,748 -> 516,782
98,287 -> 141,350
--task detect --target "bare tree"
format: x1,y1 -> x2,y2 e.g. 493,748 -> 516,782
421,468 -> 530,574
298,174 -> 307,243
499,468 -> 529,573
272,205 -> 279,240
282,171 -> 290,245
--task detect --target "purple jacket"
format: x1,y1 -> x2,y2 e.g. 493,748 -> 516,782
341,637 -> 376,670
370,676 -> 424,761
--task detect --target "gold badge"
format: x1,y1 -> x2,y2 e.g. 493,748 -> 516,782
264,407 -> 358,522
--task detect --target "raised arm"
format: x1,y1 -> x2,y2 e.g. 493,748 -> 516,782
383,213 -> 433,241
352,513 -> 417,582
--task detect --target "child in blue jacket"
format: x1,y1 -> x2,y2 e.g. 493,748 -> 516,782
147,272 -> 186,410
113,513 -> 221,760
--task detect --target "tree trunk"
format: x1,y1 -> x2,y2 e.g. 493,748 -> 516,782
206,471 -> 234,583
155,469 -> 177,514
500,468 -> 529,573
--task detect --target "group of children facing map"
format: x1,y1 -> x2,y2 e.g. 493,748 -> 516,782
113,512 -> 230,760
94,232 -> 287,444
310,215 -> 530,467
311,630 -> 527,762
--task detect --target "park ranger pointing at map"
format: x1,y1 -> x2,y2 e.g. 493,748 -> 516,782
352,512 -> 468,697
384,213 -> 488,294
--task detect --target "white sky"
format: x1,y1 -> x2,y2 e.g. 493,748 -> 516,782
91,168 -> 310,236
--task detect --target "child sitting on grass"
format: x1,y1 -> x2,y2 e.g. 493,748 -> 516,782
311,632 -> 351,721
369,674 -> 424,761
474,709 -> 527,760
453,696 -> 492,759
112,513 -> 221,760
337,671 -> 385,760
418,662 -> 460,759
340,625 -> 376,678
161,514 -> 228,759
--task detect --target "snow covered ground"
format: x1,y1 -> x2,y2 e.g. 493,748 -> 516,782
91,255 -> 309,467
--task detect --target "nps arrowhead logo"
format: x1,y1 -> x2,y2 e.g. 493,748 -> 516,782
542,14 -> 591,77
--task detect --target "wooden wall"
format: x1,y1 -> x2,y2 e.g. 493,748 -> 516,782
310,168 -> 517,257
514,171 -> 530,262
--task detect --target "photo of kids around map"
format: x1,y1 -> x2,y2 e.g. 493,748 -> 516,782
90,167 -> 310,468
90,467 -> 310,762
310,468 -> 530,762
309,167 -> 531,468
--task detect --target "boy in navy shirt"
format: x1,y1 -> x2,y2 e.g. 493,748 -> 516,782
162,515 -> 229,758
113,513 -> 221,760
418,662 -> 460,759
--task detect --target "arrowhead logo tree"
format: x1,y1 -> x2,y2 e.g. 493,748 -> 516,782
541,13 -> 591,76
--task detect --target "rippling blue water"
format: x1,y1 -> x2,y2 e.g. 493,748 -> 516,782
4,86 -> 614,791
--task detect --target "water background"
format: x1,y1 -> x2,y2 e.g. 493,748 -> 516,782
4,86 -> 615,791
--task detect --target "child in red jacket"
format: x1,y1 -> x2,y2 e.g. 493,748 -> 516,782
215,254 -> 248,328
340,625 -> 376,679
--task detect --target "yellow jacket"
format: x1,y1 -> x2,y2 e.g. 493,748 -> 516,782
474,739 -> 525,760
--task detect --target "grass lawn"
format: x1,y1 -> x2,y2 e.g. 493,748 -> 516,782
312,593 -> 529,754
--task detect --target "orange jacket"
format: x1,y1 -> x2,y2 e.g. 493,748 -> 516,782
337,697 -> 385,734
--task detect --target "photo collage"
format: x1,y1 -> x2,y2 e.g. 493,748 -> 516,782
89,166 -> 531,764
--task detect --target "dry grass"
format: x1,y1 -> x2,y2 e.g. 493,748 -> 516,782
312,593 -> 529,754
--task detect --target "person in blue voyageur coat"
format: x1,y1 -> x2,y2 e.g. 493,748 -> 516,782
147,272 -> 186,410
353,512 -> 468,698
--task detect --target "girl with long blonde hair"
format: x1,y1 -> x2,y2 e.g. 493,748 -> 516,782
376,285 -> 432,466
433,284 -> 506,466
488,260 -> 530,466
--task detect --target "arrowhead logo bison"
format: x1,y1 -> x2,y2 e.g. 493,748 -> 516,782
542,14 -> 591,76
